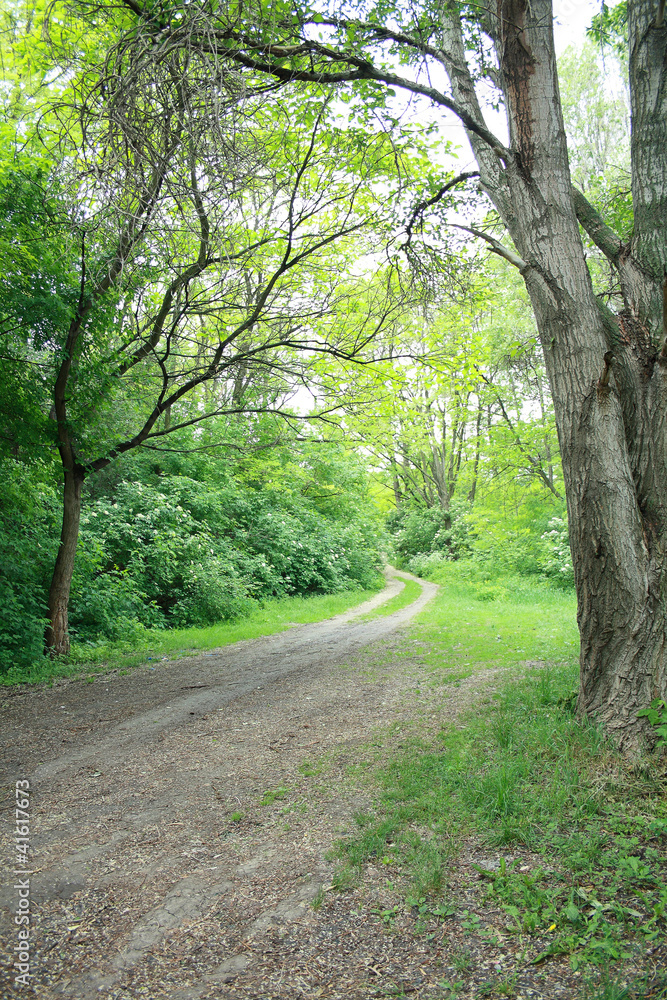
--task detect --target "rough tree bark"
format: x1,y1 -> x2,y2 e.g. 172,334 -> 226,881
439,0 -> 667,746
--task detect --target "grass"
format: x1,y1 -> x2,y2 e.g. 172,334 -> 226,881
351,575 -> 424,621
330,564 -> 667,984
2,585 -> 384,686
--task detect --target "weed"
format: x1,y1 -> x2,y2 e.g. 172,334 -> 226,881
438,981 -> 465,998
298,760 -> 323,777
451,947 -> 473,972
496,971 -> 519,997
371,904 -> 400,928
637,699 -> 667,748
310,887 -> 325,911
260,786 -> 289,806
407,894 -> 456,932
580,968 -> 667,999
330,865 -> 359,892
229,811 -> 243,822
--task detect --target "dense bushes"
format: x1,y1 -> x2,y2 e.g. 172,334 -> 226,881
0,462 -> 59,673
389,494 -> 574,591
70,475 -> 382,642
0,443 -> 384,671
387,501 -> 471,565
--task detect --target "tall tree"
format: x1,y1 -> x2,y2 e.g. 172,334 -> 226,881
117,0 -> 667,746
1,5 -> 413,655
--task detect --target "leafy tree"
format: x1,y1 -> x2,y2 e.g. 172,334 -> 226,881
0,461 -> 59,672
558,41 -> 630,196
340,266 -> 561,528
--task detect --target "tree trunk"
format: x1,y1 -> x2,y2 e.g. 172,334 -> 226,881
440,0 -> 667,746
467,403 -> 483,504
45,465 -> 85,656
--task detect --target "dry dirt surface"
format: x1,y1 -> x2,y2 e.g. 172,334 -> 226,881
0,570 -> 613,1000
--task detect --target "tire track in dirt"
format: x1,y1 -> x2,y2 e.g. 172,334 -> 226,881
0,569 -> 439,998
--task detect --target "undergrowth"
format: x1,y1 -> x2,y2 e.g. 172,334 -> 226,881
331,569 -> 667,988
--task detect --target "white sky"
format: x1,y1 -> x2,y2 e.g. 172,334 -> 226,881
553,0 -> 602,53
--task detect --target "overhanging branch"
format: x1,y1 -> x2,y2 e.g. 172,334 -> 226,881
450,223 -> 529,272
572,186 -> 622,265
402,171 -> 479,250
165,26 -> 509,158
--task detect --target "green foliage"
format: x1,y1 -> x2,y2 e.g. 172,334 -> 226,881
390,489 -> 573,590
0,430 -> 385,670
581,968 -> 667,1000
69,459 -> 383,643
260,786 -> 290,806
558,42 -> 629,199
463,493 -> 572,586
0,167 -> 77,346
0,460 -> 58,673
0,166 -> 73,459
540,516 -> 574,588
637,700 -> 667,749
389,501 -> 471,566
588,2 -> 628,57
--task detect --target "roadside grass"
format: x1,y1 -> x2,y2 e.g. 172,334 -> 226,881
351,575 -> 423,621
331,565 -> 667,986
1,585 -> 383,686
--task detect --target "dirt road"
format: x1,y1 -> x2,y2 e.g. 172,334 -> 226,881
1,569 -> 440,999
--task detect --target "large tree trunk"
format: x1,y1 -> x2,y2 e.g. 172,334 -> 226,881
441,0 -> 667,747
45,465 -> 85,657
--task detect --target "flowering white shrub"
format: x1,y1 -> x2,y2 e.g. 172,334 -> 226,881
540,517 -> 574,587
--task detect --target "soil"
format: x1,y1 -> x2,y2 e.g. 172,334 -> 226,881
0,570 -> 659,1000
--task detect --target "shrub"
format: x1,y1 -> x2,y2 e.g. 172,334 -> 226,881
540,516 -> 574,588
70,475 -> 383,639
0,462 -> 58,673
389,501 -> 470,566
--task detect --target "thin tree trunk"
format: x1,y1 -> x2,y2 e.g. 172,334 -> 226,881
468,402 -> 483,504
45,464 -> 85,656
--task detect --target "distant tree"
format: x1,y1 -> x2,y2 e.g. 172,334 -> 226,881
339,273 -> 560,514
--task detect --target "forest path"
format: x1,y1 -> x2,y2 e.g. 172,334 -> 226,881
0,568 -> 500,999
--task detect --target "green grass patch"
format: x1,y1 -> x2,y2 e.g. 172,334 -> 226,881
413,560 -> 578,676
3,585 -> 384,686
332,566 -> 667,976
260,785 -> 290,806
352,575 -> 423,621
